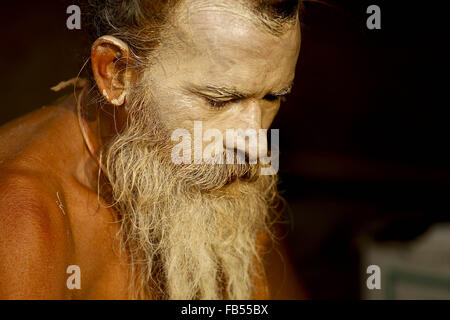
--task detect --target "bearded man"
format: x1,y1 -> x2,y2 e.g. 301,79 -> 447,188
0,0 -> 306,299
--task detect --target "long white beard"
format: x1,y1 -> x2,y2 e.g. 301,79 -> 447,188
99,78 -> 280,299
102,122 -> 279,299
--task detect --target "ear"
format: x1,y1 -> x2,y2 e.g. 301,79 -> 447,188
91,35 -> 133,106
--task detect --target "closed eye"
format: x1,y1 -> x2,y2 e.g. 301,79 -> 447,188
205,92 -> 289,110
206,98 -> 234,109
263,94 -> 288,103
263,94 -> 279,101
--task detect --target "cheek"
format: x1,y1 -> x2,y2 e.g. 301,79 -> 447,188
160,101 -> 229,138
201,102 -> 281,132
204,117 -> 239,133
202,104 -> 248,132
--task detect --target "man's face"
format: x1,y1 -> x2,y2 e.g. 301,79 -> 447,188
140,0 -> 301,156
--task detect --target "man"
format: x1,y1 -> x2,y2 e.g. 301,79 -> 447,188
0,0 -> 305,299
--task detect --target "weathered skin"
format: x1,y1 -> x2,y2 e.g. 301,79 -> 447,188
0,1 -> 307,299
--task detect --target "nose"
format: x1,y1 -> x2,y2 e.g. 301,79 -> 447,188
242,101 -> 262,131
224,101 -> 268,162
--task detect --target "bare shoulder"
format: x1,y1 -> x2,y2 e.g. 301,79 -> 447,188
0,168 -> 73,299
0,94 -> 102,299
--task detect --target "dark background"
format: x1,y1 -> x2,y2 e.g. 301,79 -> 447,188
0,1 -> 448,299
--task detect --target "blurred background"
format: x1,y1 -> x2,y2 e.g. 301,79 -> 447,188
1,0 -> 449,299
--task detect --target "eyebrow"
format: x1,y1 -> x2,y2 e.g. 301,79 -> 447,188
272,83 -> 293,96
189,82 -> 294,99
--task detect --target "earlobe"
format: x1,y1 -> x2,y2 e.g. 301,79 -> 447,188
91,35 -> 131,106
111,91 -> 126,106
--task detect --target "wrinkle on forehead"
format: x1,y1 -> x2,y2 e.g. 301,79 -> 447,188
173,0 -> 300,64
176,0 -> 258,27
176,0 -> 298,35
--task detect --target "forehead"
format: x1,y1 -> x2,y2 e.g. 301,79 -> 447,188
157,1 -> 301,93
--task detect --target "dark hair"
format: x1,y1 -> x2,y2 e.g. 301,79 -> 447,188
261,0 -> 300,18
86,0 -> 179,63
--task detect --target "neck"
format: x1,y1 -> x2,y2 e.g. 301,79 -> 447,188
74,88 -> 128,202
78,89 -> 129,168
